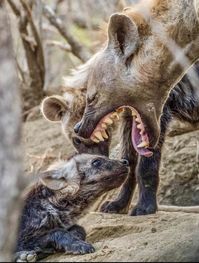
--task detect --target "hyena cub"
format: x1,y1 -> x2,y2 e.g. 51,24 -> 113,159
41,86 -> 118,156
15,154 -> 129,262
41,86 -> 86,143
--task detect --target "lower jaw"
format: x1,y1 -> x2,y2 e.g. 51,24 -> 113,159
90,105 -> 153,158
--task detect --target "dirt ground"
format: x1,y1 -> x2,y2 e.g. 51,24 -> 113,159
23,116 -> 199,262
45,212 -> 199,262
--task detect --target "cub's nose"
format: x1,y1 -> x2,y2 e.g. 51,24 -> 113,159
74,121 -> 82,133
121,159 -> 129,166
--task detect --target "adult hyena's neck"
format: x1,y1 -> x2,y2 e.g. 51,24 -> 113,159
153,0 -> 199,57
127,0 -> 199,62
151,0 -> 199,91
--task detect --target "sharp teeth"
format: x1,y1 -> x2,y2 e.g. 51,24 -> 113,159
102,130 -> 108,139
111,112 -> 119,120
137,141 -> 149,148
140,130 -> 144,135
101,123 -> 107,129
94,131 -> 104,141
104,117 -> 113,125
91,137 -> 100,143
137,124 -> 142,130
132,111 -> 137,117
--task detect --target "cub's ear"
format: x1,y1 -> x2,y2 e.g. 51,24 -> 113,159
41,95 -> 68,122
40,170 -> 68,191
107,13 -> 139,58
39,159 -> 80,195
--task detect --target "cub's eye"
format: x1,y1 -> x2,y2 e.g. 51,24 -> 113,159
91,159 -> 102,168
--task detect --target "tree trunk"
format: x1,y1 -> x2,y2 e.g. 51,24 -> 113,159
0,2 -> 23,261
7,0 -> 45,113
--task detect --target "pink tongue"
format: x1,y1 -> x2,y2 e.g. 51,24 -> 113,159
131,119 -> 153,157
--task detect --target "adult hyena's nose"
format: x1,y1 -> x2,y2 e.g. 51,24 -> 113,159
74,121 -> 82,133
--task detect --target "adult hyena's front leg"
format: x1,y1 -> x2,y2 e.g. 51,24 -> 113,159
131,111 -> 170,216
100,113 -> 138,214
130,149 -> 161,216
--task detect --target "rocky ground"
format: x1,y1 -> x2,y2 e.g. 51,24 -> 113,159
23,116 -> 199,262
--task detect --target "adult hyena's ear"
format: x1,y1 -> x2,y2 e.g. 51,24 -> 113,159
41,95 -> 68,122
40,159 -> 80,195
107,13 -> 139,58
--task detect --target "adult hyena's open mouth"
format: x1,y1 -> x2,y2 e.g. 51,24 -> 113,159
90,106 -> 153,158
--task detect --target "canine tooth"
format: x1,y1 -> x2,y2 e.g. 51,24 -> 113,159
102,130 -> 108,139
91,136 -> 100,143
94,131 -> 104,141
131,111 -> 137,117
104,117 -> 113,125
137,141 -> 149,148
93,138 -> 100,143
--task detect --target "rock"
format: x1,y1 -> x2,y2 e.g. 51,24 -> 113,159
159,129 -> 199,206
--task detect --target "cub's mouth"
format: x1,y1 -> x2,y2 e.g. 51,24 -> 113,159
90,105 -> 153,158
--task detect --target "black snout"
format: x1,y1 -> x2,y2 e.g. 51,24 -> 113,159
121,159 -> 129,166
74,121 -> 82,133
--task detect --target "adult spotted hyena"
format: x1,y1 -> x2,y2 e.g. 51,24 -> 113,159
41,62 -> 199,216
62,0 -> 199,215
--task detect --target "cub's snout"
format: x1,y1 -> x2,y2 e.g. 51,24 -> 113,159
84,156 -> 129,191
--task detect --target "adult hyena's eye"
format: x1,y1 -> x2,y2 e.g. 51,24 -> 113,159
87,93 -> 98,105
73,137 -> 81,146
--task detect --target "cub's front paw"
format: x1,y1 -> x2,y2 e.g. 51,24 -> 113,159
15,251 -> 37,262
69,240 -> 95,255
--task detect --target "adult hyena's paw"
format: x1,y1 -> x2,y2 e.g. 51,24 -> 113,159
100,200 -> 128,214
69,240 -> 95,255
130,203 -> 157,216
15,251 -> 37,262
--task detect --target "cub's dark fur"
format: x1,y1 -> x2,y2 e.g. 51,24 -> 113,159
15,154 -> 128,262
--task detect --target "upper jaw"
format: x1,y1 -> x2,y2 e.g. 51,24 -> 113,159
77,105 -> 118,138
